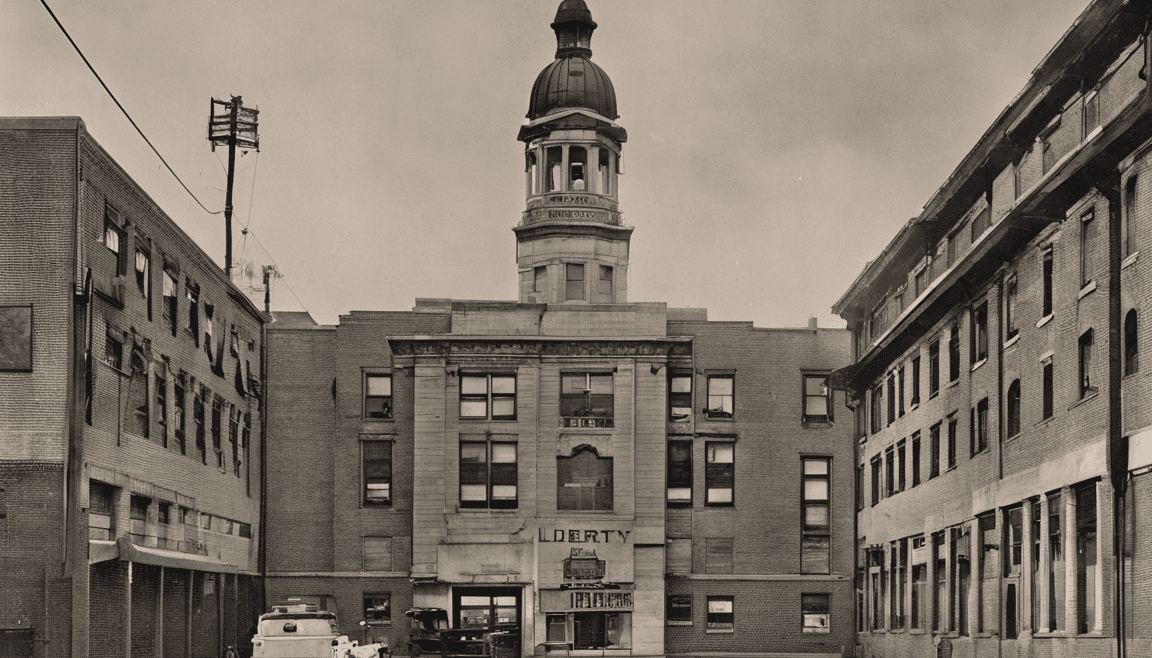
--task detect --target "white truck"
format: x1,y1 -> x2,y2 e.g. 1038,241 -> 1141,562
251,603 -> 388,658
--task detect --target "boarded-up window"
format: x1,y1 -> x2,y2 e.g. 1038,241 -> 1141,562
0,306 -> 32,371
363,537 -> 393,571
706,538 -> 734,574
667,538 -> 691,574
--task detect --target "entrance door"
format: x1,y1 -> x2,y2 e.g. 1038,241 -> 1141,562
573,612 -> 604,650
452,587 -> 521,655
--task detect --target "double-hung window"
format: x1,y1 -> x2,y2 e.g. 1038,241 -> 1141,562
1080,330 -> 1096,398
801,458 -> 831,574
706,375 -> 734,419
971,301 -> 988,364
460,436 -> 517,509
560,373 -> 614,427
1081,209 -> 1098,288
667,441 -> 692,506
1005,276 -> 1019,341
928,339 -> 940,397
460,374 -> 516,420
706,596 -> 734,632
565,263 -> 585,301
803,374 -> 832,423
669,372 -> 693,421
364,373 -> 393,419
802,594 -> 831,633
363,439 -> 393,505
705,442 -> 734,505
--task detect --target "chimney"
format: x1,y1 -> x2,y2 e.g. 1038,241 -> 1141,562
808,316 -> 818,330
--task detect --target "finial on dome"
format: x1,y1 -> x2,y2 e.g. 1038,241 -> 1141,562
552,0 -> 597,59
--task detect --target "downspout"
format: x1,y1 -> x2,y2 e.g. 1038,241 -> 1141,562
1102,174 -> 1126,658
258,318 -> 269,615
996,273 -> 1005,482
65,118 -> 82,575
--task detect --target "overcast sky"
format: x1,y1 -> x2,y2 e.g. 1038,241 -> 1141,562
3,0 -> 1092,328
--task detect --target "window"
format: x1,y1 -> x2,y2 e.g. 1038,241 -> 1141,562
89,481 -> 114,540
802,458 -> 831,574
803,374 -> 832,423
666,595 -> 692,625
911,539 -> 927,630
885,447 -> 895,496
929,422 -> 941,479
1084,91 -> 1099,137
186,282 -> 200,346
229,405 -> 240,475
947,415 -> 957,469
667,538 -> 691,574
911,356 -> 921,406
364,374 -> 392,419
174,373 -> 186,453
1126,310 -> 1139,375
895,539 -> 907,629
1077,483 -> 1098,634
365,594 -> 391,626
1081,209 -> 1098,288
978,515 -> 998,633
363,440 -> 392,505
667,441 -> 692,505
104,218 -> 121,257
1007,380 -> 1021,438
706,538 -> 734,574
947,232 -> 958,268
104,331 -> 123,369
915,267 -> 927,298
669,372 -> 692,421
162,270 -> 178,335
1042,135 -> 1056,174
870,455 -> 881,506
362,537 -> 392,571
972,207 -> 991,241
705,596 -> 733,632
948,325 -> 960,382
928,339 -> 940,397
934,533 -> 947,632
971,301 -> 988,364
599,148 -> 612,196
194,390 -> 206,464
1043,360 -> 1054,420
526,151 -> 539,196
1080,330 -> 1096,398
598,265 -> 613,301
886,373 -> 896,425
705,443 -> 734,505
1125,176 -> 1137,258
897,365 -> 905,417
801,594 -> 830,633
135,247 -> 150,303
211,397 -> 223,468
1049,492 -> 1065,631
156,370 -> 168,438
856,464 -> 865,512
971,398 -> 989,454
561,373 -> 614,427
911,431 -> 921,487
897,440 -> 906,491
460,439 -> 517,509
870,383 -> 882,434
460,374 -> 516,420
557,446 -> 612,511
565,263 -> 585,301
1005,276 -> 1018,341
1042,247 -> 1054,317
533,266 -> 546,293
705,375 -> 734,419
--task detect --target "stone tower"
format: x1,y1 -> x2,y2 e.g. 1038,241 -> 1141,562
515,0 -> 631,305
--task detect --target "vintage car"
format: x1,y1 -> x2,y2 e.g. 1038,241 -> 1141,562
405,608 -> 449,657
252,603 -> 387,658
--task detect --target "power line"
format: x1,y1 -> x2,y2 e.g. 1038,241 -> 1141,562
39,0 -> 222,215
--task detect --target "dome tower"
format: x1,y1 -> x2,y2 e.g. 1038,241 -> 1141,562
515,0 -> 630,305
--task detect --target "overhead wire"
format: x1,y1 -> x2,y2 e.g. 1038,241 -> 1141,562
39,0 -> 222,215
41,0 -> 314,317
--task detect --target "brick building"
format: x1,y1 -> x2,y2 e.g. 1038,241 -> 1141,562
0,117 -> 266,658
831,1 -> 1152,657
264,1 -> 853,656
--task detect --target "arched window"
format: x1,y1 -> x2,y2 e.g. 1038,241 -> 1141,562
526,151 -> 539,196
546,147 -> 562,192
1007,379 -> 1021,438
569,146 -> 587,191
1126,309 -> 1139,375
557,445 -> 612,510
598,148 -> 611,196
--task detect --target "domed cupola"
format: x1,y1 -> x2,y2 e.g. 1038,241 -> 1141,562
514,0 -> 633,307
527,0 -> 618,121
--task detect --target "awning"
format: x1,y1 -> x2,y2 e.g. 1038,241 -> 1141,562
90,537 -> 241,573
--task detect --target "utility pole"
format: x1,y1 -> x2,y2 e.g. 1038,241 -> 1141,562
208,96 -> 259,278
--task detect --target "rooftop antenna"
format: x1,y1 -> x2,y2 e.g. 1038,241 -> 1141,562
208,96 -> 260,278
